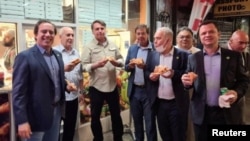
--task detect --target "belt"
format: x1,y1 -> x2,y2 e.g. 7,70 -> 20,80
158,98 -> 175,103
134,84 -> 145,88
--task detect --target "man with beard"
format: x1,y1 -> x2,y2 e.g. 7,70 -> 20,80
2,30 -> 16,72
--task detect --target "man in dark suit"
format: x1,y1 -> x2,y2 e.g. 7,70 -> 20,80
12,20 -> 76,141
146,27 -> 189,141
181,20 -> 249,141
227,30 -> 250,124
124,24 -> 157,141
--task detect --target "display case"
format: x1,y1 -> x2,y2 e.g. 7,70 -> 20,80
0,85 -> 14,141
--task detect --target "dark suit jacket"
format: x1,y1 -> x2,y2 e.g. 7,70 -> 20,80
12,45 -> 66,131
186,47 -> 248,125
124,43 -> 154,99
146,47 -> 189,123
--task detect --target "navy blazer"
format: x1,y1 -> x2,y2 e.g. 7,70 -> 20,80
146,47 -> 189,120
12,45 -> 66,131
124,43 -> 154,99
186,47 -> 248,125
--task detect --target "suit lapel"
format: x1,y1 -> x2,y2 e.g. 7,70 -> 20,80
33,46 -> 53,81
52,50 -> 64,80
172,48 -> 179,69
196,52 -> 206,83
220,49 -> 230,85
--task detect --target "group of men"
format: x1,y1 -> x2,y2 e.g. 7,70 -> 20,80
10,19 -> 250,141
126,20 -> 250,141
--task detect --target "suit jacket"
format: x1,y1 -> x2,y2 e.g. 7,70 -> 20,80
12,45 -> 66,131
124,43 -> 154,99
186,47 -> 248,125
146,47 -> 189,122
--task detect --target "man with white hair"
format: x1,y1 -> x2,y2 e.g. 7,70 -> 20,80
53,26 -> 83,141
228,30 -> 250,124
146,27 -> 189,141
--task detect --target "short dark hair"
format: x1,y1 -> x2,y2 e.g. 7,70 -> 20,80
33,20 -> 57,36
198,20 -> 219,34
91,20 -> 106,30
177,26 -> 193,36
135,24 -> 149,34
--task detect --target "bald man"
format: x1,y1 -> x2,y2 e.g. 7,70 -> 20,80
228,30 -> 250,124
228,30 -> 249,52
53,27 -> 83,141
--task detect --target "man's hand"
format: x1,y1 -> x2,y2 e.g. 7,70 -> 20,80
108,57 -> 121,67
64,62 -> 76,72
128,60 -> 136,69
18,122 -> 32,139
149,72 -> 160,81
181,73 -> 193,87
65,80 -> 77,91
161,69 -> 174,78
225,90 -> 238,104
92,58 -> 108,69
136,62 -> 145,69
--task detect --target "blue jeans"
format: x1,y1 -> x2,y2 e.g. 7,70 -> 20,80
21,106 -> 61,141
130,86 -> 157,141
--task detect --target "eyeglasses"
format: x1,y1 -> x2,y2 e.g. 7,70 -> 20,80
178,35 -> 192,40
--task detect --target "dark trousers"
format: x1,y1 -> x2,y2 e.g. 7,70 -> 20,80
193,105 -> 226,141
89,87 -> 123,141
62,98 -> 78,141
130,85 -> 157,141
156,98 -> 185,141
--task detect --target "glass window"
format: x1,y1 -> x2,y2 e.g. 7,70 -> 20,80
0,23 -> 17,73
62,0 -> 75,23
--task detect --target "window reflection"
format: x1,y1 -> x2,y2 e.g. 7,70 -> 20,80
62,0 -> 74,23
0,23 -> 17,73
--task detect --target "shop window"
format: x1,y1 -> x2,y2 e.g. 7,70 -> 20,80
62,0 -> 75,23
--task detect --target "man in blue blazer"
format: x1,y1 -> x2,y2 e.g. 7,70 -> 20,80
146,27 -> 189,141
12,20 -> 76,141
181,21 -> 248,141
124,24 -> 157,141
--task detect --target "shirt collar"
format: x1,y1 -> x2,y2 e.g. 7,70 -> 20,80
138,42 -> 153,50
93,38 -> 109,47
37,45 -> 52,55
58,45 -> 75,54
203,47 -> 221,55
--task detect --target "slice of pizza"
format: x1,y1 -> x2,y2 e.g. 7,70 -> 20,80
129,58 -> 144,65
106,56 -> 115,61
154,65 -> 169,74
71,58 -> 81,65
188,72 -> 198,80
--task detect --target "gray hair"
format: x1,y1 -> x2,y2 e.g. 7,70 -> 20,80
156,27 -> 173,39
58,27 -> 73,36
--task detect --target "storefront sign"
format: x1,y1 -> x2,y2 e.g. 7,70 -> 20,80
214,0 -> 250,17
188,0 -> 215,33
